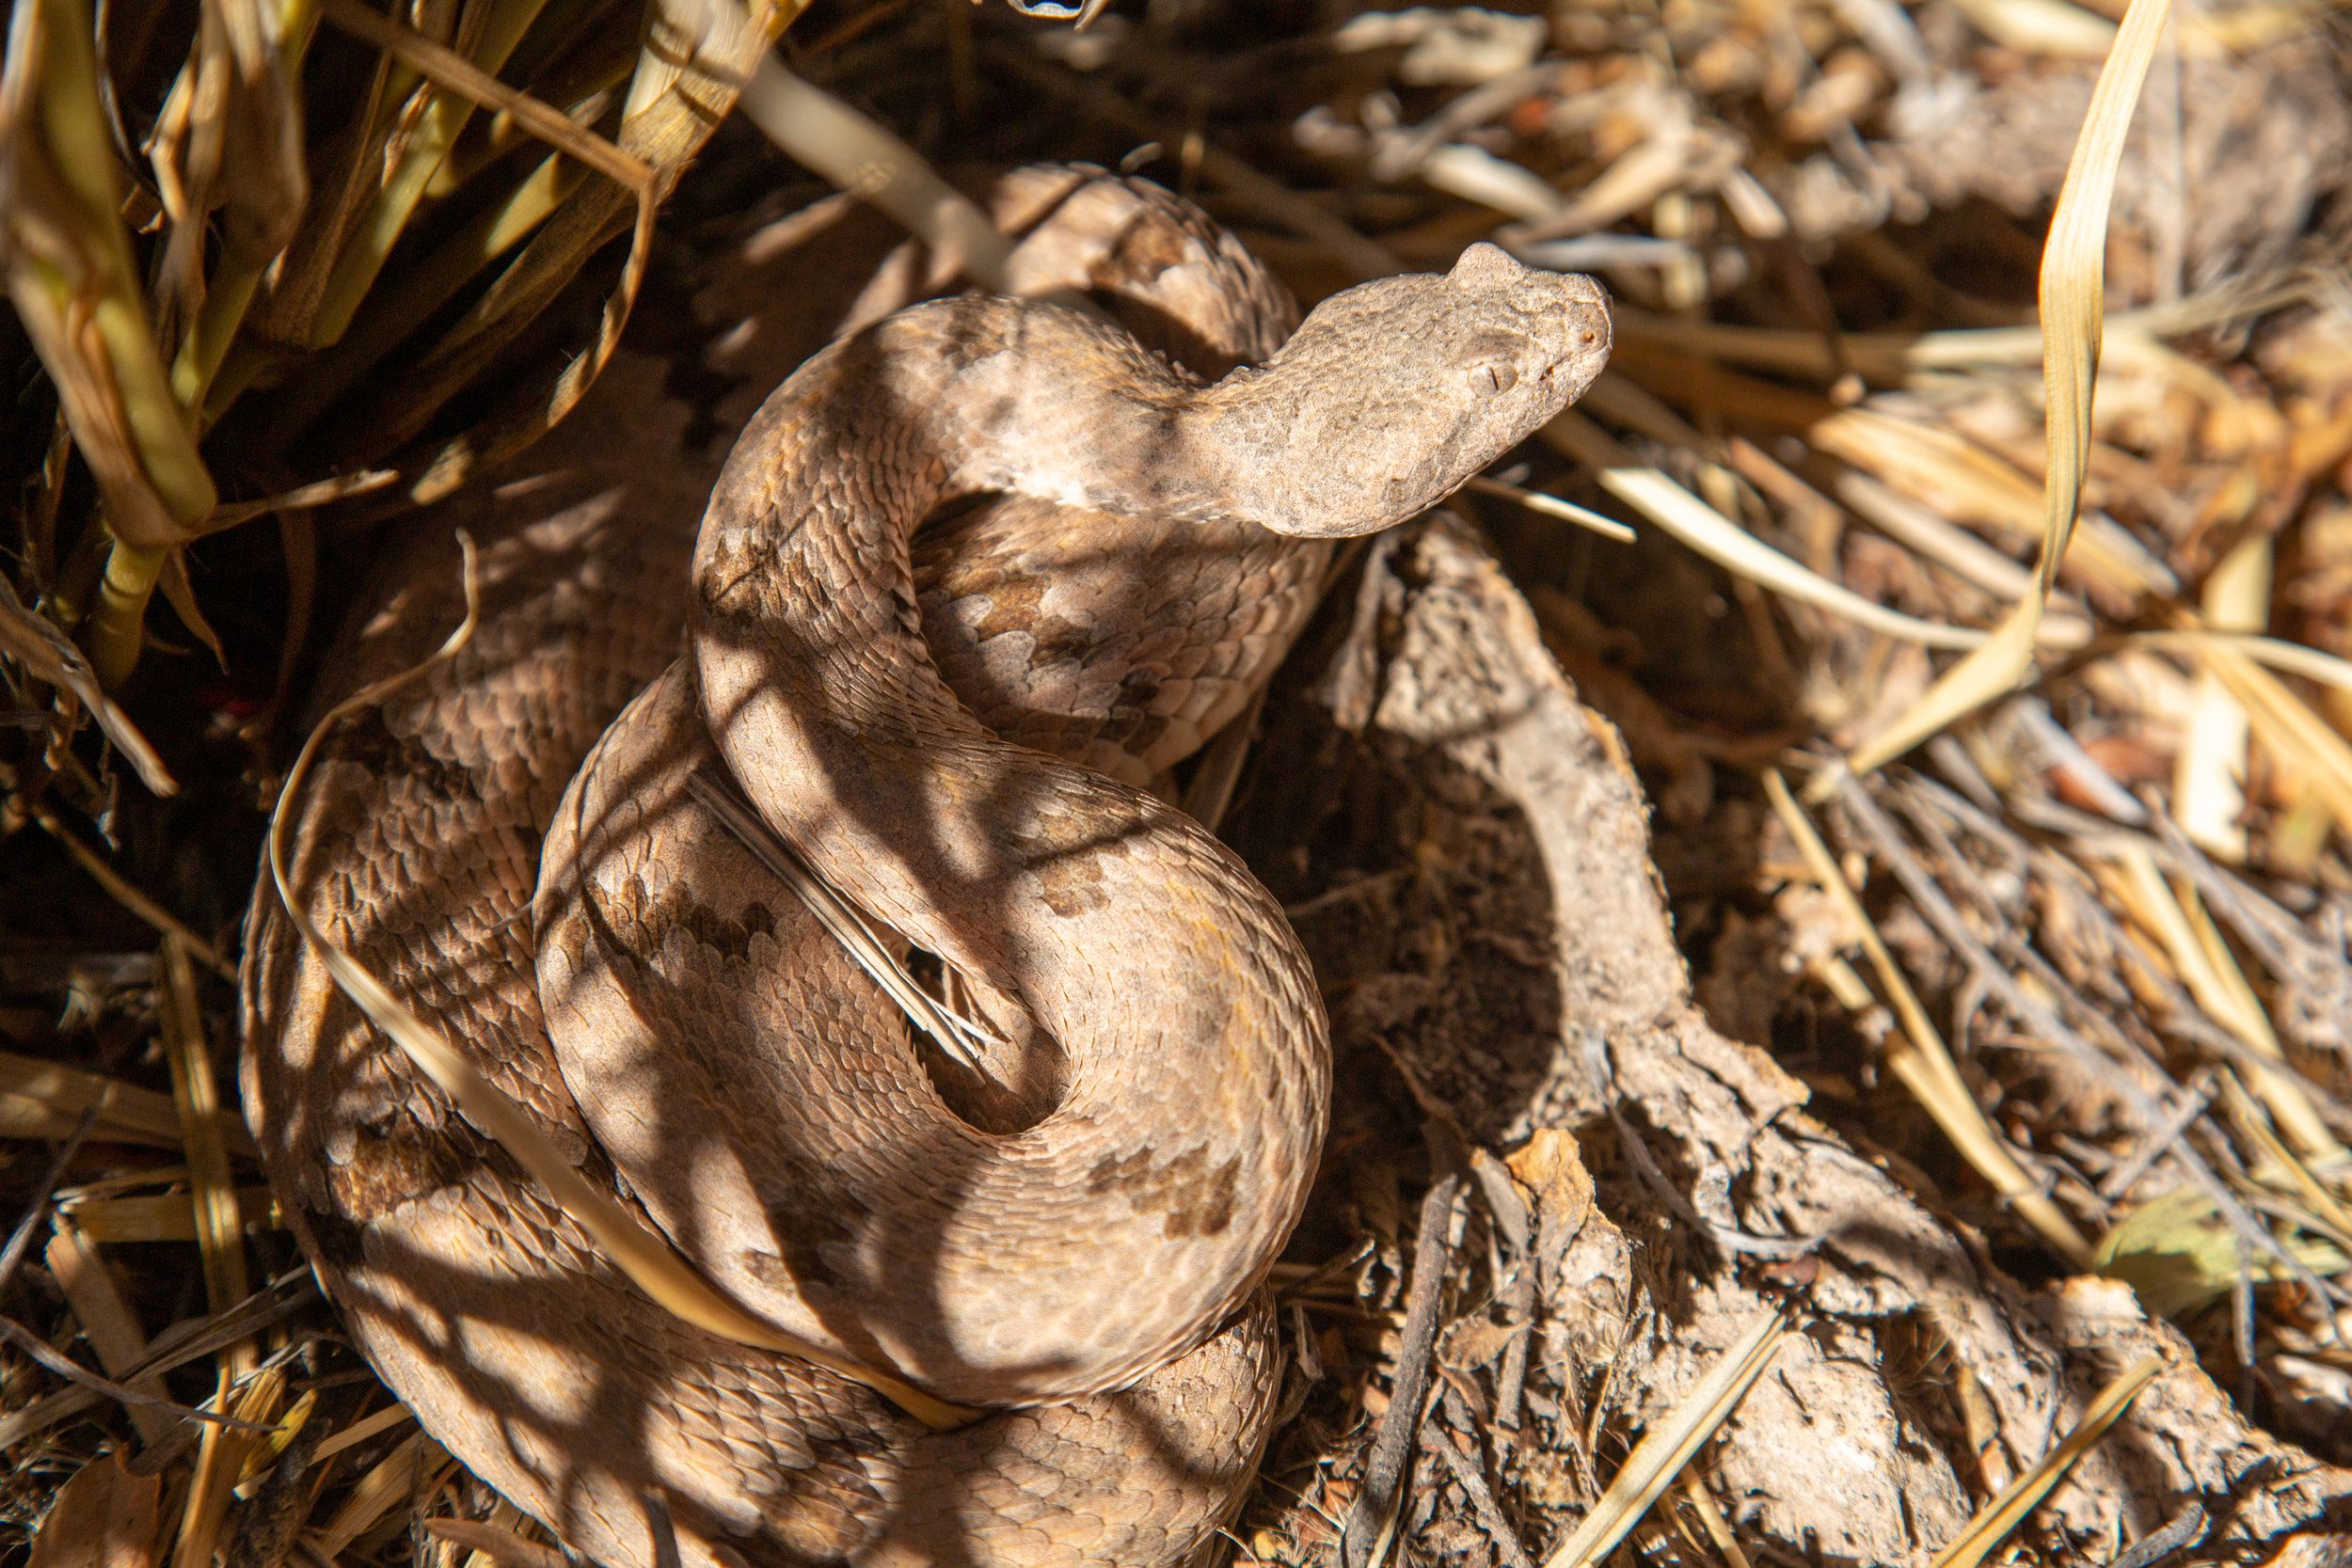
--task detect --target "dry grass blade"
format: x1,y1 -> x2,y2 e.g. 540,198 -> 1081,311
2148,632 -> 2352,697
1612,276 -> 2308,384
423,1518 -> 568,1568
379,0 -> 806,499
160,928 -> 267,1568
60,1187 -> 277,1244
160,935 -> 254,1323
312,1429 -> 451,1559
733,57 -> 1014,291
1464,475 -> 1636,544
0,579 -> 175,795
198,468 -> 399,533
35,812 -> 231,975
1764,768 -> 2095,1266
1538,1308 -> 1789,1568
300,0 -> 595,353
2185,635 -> 2352,842
1,0 -> 223,693
159,0 -> 309,410
0,1045 -> 254,1152
0,0 -> 217,549
685,768 -> 1002,1074
0,1316 -> 275,1434
1926,1356 -> 2165,1568
0,1108 -> 95,1296
986,42 -> 1405,279
1843,0 -> 2175,777
2107,845 -> 2340,1163
1598,468 -> 1988,650
314,0 -> 652,198
25,1450 -> 162,1568
267,535 -> 974,1429
46,1216 -> 175,1447
304,1400 -> 417,1471
2174,536 -> 2268,861
0,1272 -> 315,1452
171,1365 -> 284,1568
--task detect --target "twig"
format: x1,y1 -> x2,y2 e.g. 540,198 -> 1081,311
1339,1173 -> 1463,1567
1434,1385 -> 1534,1568
0,1315 -> 276,1432
0,1107 -> 95,1297
2104,1504 -> 2207,1568
1584,1031 -> 1818,1260
35,810 -> 232,978
1853,769 -> 2351,1315
420,1522 -> 567,1568
2099,1069 -> 2217,1200
0,1269 -> 317,1450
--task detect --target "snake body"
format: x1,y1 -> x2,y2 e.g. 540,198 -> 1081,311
243,171 -> 1610,1568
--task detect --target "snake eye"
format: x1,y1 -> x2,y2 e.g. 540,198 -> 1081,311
1473,362 -> 1519,395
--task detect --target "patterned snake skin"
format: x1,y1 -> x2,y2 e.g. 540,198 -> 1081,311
242,167 -> 1611,1567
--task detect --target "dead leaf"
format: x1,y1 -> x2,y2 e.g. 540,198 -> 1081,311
29,1454 -> 163,1568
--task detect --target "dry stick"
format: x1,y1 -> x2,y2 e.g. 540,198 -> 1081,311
1466,1148 -> 1536,1430
0,1316 -> 274,1433
1836,769 -> 2158,1096
2143,810 -> 2352,1032
1433,1385 -> 1534,1568
1970,780 -> 2352,1087
2104,1503 -> 2207,1568
1772,768 -> 2092,1263
421,1521 -> 568,1568
1581,1030 -> 1817,1260
1956,790 -> 2352,1131
1181,683 -> 1269,835
0,1107 -> 95,1297
2099,1069 -> 2217,1201
1866,773 -> 2351,1315
1339,1174 -> 1464,1568
2040,877 -> 2349,1121
34,811 -> 233,978
644,1488 -> 683,1568
2234,1188 -> 2352,1281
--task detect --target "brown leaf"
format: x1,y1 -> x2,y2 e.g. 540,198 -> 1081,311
29,1454 -> 163,1568
1504,1127 -> 1596,1274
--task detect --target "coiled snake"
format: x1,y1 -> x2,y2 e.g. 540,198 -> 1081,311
243,168 -> 1611,1568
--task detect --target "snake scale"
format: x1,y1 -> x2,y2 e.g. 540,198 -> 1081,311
242,167 -> 1611,1568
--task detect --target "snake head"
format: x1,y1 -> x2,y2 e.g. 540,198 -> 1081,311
1205,244 -> 1612,538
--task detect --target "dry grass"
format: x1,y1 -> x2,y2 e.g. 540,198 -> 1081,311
6,0 -> 2352,1564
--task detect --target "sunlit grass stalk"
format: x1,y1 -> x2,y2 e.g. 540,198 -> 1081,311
3,0 -> 220,689
1842,0 -> 2176,775
1765,768 -> 2097,1268
308,0 -> 565,347
267,150 -> 585,437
